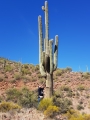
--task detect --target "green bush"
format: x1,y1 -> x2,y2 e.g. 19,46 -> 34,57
14,74 -> 21,80
77,104 -> 84,110
0,76 -> 3,82
5,65 -> 13,72
60,85 -> 71,91
53,97 -> 72,113
6,88 -> 22,102
82,72 -> 90,79
55,69 -> 64,76
6,87 -> 37,108
35,65 -> 39,71
31,77 -> 37,82
10,79 -> 16,83
67,91 -> 73,97
0,96 -> 2,102
37,74 -> 42,78
54,90 -> 63,98
24,64 -> 29,69
64,67 -> 72,72
77,85 -> 85,91
19,87 -> 35,107
0,101 -> 21,112
21,68 -> 31,75
39,78 -> 45,84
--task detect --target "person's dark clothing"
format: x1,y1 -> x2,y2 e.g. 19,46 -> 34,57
38,87 -> 44,97
38,87 -> 44,103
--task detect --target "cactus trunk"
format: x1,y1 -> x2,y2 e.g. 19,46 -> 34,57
54,35 -> 59,70
38,16 -> 43,69
45,73 -> 53,98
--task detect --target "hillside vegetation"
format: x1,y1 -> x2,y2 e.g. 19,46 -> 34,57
0,57 -> 90,120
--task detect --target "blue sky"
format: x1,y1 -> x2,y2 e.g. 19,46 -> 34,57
0,0 -> 90,72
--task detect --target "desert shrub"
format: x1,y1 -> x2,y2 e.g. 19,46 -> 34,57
79,100 -> 83,104
77,85 -> 85,91
86,94 -> 90,99
76,92 -> 80,97
28,71 -> 31,75
66,110 -> 90,120
67,91 -> 73,97
0,76 -> 3,82
53,97 -> 72,113
82,72 -> 90,79
84,114 -> 90,120
88,101 -> 90,109
35,65 -> 39,71
66,109 -> 79,119
53,75 -> 57,80
21,68 -> 31,75
22,76 -> 32,83
19,87 -> 35,107
4,74 -> 8,78
31,66 -> 35,72
54,90 -> 63,98
0,96 -> 2,102
64,67 -> 72,73
6,88 -> 22,102
38,98 -> 53,111
29,64 -> 35,68
14,74 -> 21,80
39,78 -> 45,84
6,87 -> 37,108
5,65 -> 13,72
0,59 -> 5,63
60,85 -> 71,91
55,69 -> 64,76
37,74 -> 42,78
0,101 -> 21,112
44,105 -> 59,117
77,104 -> 84,110
24,64 -> 29,69
31,77 -> 37,82
10,79 -> 16,83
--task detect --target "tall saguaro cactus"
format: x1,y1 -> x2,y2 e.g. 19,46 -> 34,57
38,1 -> 59,98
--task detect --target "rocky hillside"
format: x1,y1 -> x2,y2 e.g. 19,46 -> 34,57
0,57 -> 90,119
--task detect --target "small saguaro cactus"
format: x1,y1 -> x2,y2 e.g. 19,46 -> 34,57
38,1 -> 59,98
18,61 -> 22,74
3,59 -> 6,69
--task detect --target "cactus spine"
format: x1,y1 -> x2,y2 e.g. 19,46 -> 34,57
38,1 -> 59,98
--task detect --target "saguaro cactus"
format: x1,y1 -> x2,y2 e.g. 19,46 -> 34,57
3,60 -> 6,69
18,61 -> 22,74
38,1 -> 59,98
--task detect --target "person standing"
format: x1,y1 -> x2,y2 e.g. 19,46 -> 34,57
38,85 -> 44,103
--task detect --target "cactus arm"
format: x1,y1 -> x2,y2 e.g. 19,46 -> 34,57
38,16 -> 43,69
18,61 -> 22,74
42,51 -> 46,71
45,1 -> 49,54
54,35 -> 58,70
44,38 -> 46,51
49,40 -> 53,74
40,63 -> 46,76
